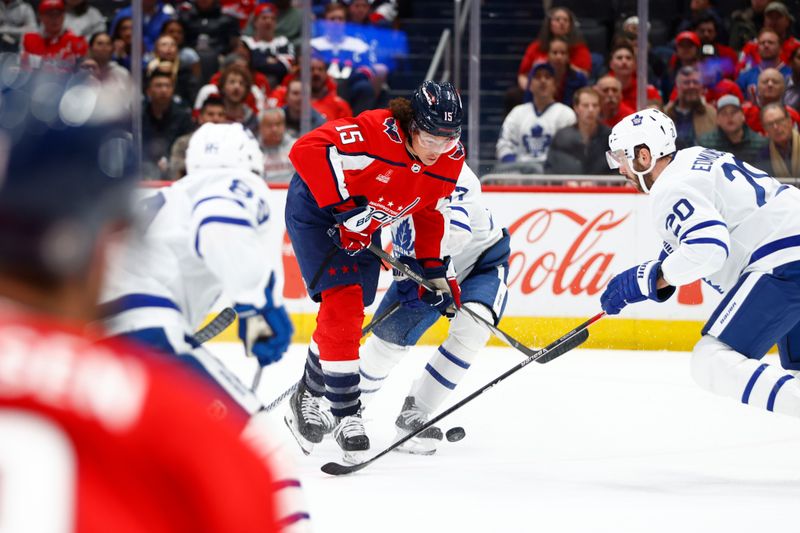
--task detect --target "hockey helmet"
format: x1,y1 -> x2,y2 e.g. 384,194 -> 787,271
606,108 -> 677,193
410,80 -> 463,139
186,122 -> 264,178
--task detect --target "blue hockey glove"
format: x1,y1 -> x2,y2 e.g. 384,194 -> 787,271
329,199 -> 374,256
394,256 -> 428,309
395,257 -> 462,318
600,260 -> 675,315
234,277 -> 294,366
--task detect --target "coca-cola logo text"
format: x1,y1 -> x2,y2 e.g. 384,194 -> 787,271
507,209 -> 628,296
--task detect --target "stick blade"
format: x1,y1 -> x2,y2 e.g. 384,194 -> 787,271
193,307 -> 237,344
320,461 -> 367,476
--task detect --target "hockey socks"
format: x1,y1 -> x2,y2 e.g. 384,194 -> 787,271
692,335 -> 800,416
411,303 -> 492,414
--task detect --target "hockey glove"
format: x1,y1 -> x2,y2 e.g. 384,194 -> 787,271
600,260 -> 675,315
396,257 -> 462,318
234,280 -> 294,366
329,199 -> 374,256
394,256 -> 428,310
419,259 -> 462,319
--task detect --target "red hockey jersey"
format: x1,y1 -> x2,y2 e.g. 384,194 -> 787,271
0,312 -> 281,533
289,108 -> 464,261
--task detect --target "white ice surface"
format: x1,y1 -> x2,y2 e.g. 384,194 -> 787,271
210,342 -> 800,533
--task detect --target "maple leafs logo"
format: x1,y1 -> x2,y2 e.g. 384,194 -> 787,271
394,219 -> 414,255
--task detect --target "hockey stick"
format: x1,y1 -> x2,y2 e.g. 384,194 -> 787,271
321,313 -> 601,476
260,301 -> 402,412
191,307 -> 237,345
367,243 -> 559,362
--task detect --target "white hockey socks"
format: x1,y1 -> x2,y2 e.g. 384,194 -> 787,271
358,335 -> 409,407
410,303 -> 493,414
692,335 -> 800,417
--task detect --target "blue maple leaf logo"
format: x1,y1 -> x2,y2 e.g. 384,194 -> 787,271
394,219 -> 414,254
631,114 -> 643,126
530,124 -> 544,137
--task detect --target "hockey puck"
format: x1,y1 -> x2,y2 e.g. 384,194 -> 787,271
445,426 -> 466,442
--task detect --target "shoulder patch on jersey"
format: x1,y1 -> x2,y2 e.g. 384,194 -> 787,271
448,142 -> 465,161
382,117 -> 403,144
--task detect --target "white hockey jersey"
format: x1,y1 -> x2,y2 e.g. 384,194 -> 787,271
650,146 -> 800,294
496,101 -> 576,163
392,164 -> 503,280
102,169 -> 281,350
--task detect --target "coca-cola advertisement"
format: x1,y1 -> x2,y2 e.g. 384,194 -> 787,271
271,188 -> 722,322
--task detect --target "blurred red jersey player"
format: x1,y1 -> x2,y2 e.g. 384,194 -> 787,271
0,72 -> 291,532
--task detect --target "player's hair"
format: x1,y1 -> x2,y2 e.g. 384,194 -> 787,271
388,97 -> 414,138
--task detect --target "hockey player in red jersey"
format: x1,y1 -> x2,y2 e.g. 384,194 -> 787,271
284,80 -> 466,463
0,72 -> 292,532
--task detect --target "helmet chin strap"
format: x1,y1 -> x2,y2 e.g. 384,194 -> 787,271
631,157 -> 657,194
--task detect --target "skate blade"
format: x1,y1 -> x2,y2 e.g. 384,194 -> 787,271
341,449 -> 369,465
283,414 -> 315,455
393,431 -> 438,456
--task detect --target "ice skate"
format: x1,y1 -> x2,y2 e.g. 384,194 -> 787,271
284,381 -> 334,455
393,396 -> 442,456
332,412 -> 370,464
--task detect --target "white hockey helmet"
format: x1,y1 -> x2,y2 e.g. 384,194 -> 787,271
186,122 -> 264,178
606,108 -> 677,193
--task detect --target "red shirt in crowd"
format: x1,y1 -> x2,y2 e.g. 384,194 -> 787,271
20,29 -> 87,72
602,101 -> 635,128
518,39 -> 592,76
742,101 -> 800,134
736,36 -> 800,75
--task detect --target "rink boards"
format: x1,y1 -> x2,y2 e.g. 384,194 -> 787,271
190,184 -> 726,351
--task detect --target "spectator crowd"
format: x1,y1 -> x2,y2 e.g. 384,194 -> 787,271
496,0 -> 800,179
3,0 -> 800,180
2,0 -> 403,181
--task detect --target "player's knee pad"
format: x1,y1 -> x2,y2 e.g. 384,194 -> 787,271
359,335 -> 409,399
691,335 -> 734,392
314,284 -> 364,361
442,302 -> 493,358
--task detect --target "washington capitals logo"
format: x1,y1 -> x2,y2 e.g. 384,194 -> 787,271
383,117 -> 402,144
448,141 -> 465,161
631,114 -> 643,126
411,163 -> 421,173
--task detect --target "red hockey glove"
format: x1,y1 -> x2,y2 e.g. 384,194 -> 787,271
329,201 -> 374,256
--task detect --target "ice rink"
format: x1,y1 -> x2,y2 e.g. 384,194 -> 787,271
211,341 -> 800,533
